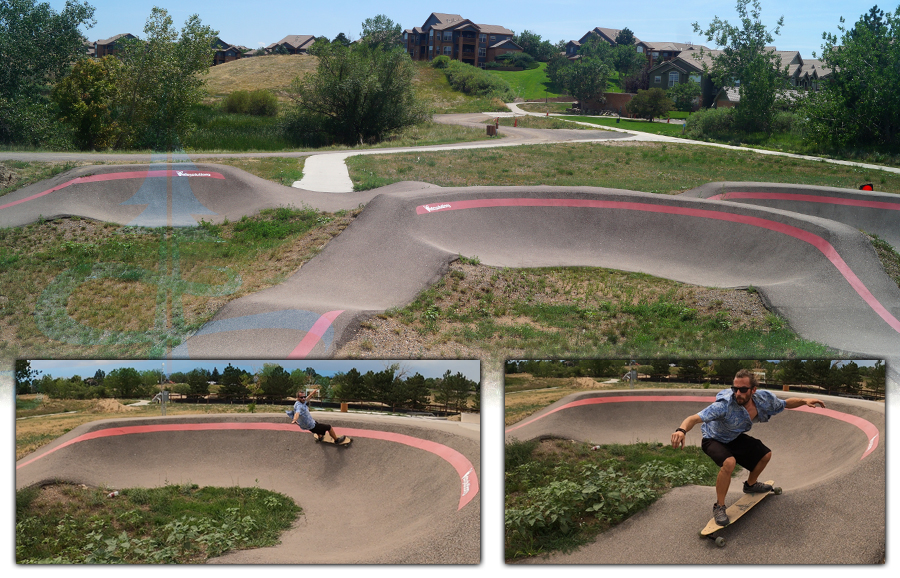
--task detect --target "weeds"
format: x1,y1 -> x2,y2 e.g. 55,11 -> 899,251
16,482 -> 300,563
505,440 -> 721,560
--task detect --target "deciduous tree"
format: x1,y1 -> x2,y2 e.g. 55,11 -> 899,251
626,88 -> 674,121
692,0 -> 789,133
802,4 -> 900,149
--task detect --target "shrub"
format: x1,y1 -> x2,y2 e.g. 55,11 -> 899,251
442,60 -> 515,100
684,107 -> 736,140
626,88 -> 674,121
431,55 -> 451,69
222,90 -> 278,116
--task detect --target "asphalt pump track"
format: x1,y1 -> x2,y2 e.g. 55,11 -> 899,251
1,162 -> 899,362
505,389 -> 885,564
15,413 -> 480,564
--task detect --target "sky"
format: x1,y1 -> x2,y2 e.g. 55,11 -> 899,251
24,358 -> 481,382
51,0 -> 884,59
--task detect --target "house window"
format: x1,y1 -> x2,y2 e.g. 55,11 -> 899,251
443,32 -> 452,41
654,75 -> 661,83
429,30 -> 433,36
480,34 -> 486,43
479,47 -> 485,57
652,51 -> 659,58
403,33 -> 408,40
636,46 -> 644,53
668,71 -> 679,87
490,35 -> 496,41
444,46 -> 452,55
689,74 -> 700,83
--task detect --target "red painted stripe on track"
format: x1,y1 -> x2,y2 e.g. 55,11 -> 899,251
504,395 -> 880,460
288,310 -> 344,359
0,170 -> 224,211
16,422 -> 478,510
707,191 -> 900,211
415,198 -> 900,334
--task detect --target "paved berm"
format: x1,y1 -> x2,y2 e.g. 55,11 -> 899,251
16,413 -> 481,564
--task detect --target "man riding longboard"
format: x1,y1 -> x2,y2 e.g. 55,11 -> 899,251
286,389 -> 348,445
671,369 -> 824,526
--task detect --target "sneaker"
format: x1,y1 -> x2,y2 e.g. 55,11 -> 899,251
713,503 -> 729,526
334,435 -> 346,444
743,480 -> 773,494
313,434 -> 323,441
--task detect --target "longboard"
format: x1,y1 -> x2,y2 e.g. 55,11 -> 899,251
314,432 -> 352,447
700,480 -> 781,547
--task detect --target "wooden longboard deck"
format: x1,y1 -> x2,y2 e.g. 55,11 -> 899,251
315,433 -> 352,446
700,480 -> 777,536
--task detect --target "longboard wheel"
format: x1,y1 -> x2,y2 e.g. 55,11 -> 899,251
715,536 -> 726,548
773,487 -> 782,495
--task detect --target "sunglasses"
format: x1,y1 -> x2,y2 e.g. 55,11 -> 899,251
731,386 -> 753,393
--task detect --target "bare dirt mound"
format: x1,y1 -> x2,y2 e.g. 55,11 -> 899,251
90,399 -> 138,413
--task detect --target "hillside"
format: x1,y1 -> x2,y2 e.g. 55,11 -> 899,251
203,54 -> 319,101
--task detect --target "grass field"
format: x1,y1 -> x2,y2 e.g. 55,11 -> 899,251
203,54 -> 318,101
345,141 -> 900,194
485,63 -> 566,100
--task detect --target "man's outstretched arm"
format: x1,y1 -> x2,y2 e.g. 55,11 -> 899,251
784,397 -> 826,409
671,414 -> 703,448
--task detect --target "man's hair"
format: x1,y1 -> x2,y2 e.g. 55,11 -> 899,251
297,390 -> 306,397
734,368 -> 758,388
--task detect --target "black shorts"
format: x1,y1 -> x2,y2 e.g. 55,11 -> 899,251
310,422 -> 331,436
702,434 -> 771,471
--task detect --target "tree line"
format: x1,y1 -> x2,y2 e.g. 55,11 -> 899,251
15,360 -> 481,412
506,359 -> 886,399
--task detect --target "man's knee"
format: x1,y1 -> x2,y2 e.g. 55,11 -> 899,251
721,457 -> 736,473
759,451 -> 772,464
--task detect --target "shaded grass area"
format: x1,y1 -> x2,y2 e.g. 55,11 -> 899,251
16,482 -> 300,563
346,141 -> 900,194
505,439 -> 720,561
371,262 -> 831,360
0,207 -> 357,361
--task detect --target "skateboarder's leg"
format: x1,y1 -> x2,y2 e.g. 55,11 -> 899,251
746,451 -> 772,486
716,457 -> 736,506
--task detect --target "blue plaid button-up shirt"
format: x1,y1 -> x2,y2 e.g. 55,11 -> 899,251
699,388 -> 786,443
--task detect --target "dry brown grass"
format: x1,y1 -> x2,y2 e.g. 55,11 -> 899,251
202,54 -> 319,101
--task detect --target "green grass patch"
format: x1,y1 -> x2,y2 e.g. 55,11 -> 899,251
16,482 -> 301,563
567,115 -> 687,136
485,62 -> 567,100
505,439 -> 724,561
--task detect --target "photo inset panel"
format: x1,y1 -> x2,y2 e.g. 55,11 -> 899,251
504,358 -> 885,564
15,358 -> 481,564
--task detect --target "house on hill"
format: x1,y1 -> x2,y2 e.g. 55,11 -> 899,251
403,12 -> 521,67
94,33 -> 136,57
212,37 -> 245,65
266,35 -> 317,55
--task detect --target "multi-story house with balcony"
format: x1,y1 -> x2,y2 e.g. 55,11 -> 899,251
403,12 -> 522,67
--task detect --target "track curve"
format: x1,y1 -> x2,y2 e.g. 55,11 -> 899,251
2,163 -> 898,359
15,413 -> 480,564
506,389 -> 885,564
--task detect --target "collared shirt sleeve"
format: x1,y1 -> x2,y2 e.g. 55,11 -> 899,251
754,390 -> 786,422
698,400 -> 727,423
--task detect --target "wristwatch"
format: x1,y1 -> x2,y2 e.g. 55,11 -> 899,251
675,428 -> 686,434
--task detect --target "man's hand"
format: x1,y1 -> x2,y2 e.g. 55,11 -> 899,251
805,398 -> 826,408
671,430 -> 686,449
